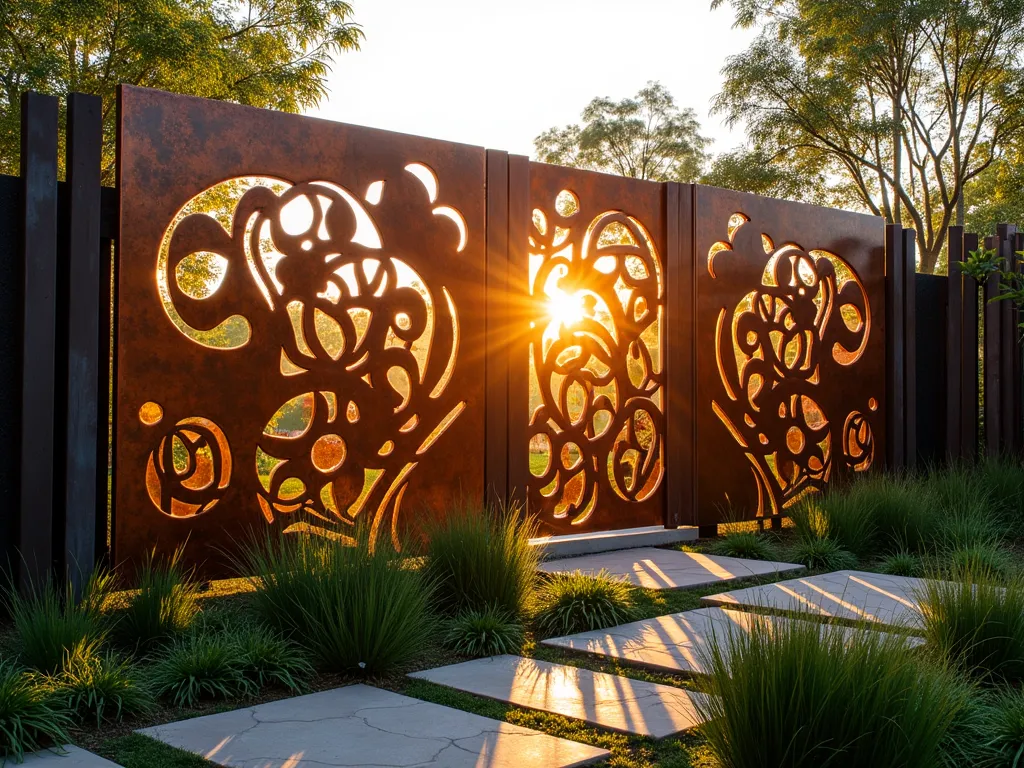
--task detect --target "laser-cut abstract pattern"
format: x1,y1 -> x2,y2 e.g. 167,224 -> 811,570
708,213 -> 876,515
527,190 -> 664,530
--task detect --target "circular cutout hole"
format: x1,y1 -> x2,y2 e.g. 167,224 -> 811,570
139,401 -> 163,426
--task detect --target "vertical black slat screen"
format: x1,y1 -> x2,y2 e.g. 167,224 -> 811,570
0,175 -> 21,576
916,274 -> 946,467
18,92 -> 60,590
997,225 -> 1016,453
962,233 -> 980,460
885,224 -> 905,468
62,93 -> 104,587
902,229 -> 917,468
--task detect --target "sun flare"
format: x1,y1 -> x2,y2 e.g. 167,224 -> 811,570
547,289 -> 586,329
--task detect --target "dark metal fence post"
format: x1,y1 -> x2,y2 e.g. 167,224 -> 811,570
946,226 -> 964,460
885,224 -> 905,469
997,225 -> 1017,454
962,233 -> 980,460
18,92 -> 60,591
61,93 -> 104,591
903,229 -> 917,468
984,235 -> 1002,456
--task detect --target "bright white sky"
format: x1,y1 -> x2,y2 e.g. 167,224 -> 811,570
308,0 -> 758,158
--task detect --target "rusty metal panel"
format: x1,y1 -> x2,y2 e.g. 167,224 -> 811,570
522,163 -> 667,534
115,86 -> 486,573
694,186 -> 886,524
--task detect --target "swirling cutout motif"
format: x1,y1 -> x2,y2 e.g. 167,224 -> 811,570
144,415 -> 232,518
708,213 -> 875,516
152,169 -> 467,548
528,190 -> 664,527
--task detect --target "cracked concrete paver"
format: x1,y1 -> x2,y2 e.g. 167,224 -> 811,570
537,547 -> 804,590
137,684 -> 608,767
542,606 -> 924,675
409,655 -> 709,739
701,570 -> 934,631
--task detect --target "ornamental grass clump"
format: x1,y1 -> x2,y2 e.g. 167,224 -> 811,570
920,566 -> 1024,686
975,456 -> 1024,526
880,550 -> 922,577
853,473 -> 935,553
0,660 -> 72,761
232,623 -> 312,693
709,531 -> 778,561
444,606 -> 525,657
533,570 -> 636,637
47,644 -> 154,726
422,501 -> 540,618
792,493 -> 877,559
788,536 -> 857,571
149,631 -> 248,708
234,529 -> 435,675
114,545 -> 200,648
695,614 -> 969,768
5,569 -> 113,673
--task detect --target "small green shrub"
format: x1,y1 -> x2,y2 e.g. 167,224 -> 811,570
921,572 -> 1024,685
880,550 -> 922,577
6,570 -> 113,673
115,545 -> 200,647
696,614 -> 970,768
789,537 -> 857,571
0,660 -> 72,761
234,529 -> 435,674
48,644 -> 154,726
232,624 -> 312,692
444,607 -> 525,657
150,632 -> 249,708
422,502 -> 540,618
709,531 -> 778,561
533,571 -> 636,637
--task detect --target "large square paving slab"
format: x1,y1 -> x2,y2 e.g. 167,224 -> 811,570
701,569 -> 931,631
19,746 -> 121,766
138,684 -> 608,768
542,606 -> 923,675
409,655 -> 710,739
537,547 -> 804,590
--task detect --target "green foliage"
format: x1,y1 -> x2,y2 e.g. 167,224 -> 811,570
422,502 -> 540,618
709,531 -> 778,561
46,645 -> 154,726
234,530 -> 435,674
695,615 -> 970,768
943,543 -> 1017,581
443,607 -> 525,658
5,570 -> 113,673
880,550 -> 922,577
976,457 -> 1024,525
533,571 -> 636,637
788,536 -> 858,571
232,623 -> 312,693
100,734 -> 214,768
922,571 -> 1024,685
984,688 -> 1024,768
114,545 -> 200,647
701,146 -> 831,204
150,632 -> 249,708
0,660 -> 72,761
534,81 -> 708,182
792,492 -> 877,558
852,474 -> 935,553
0,0 -> 363,178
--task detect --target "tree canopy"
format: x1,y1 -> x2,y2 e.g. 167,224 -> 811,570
534,81 -> 709,183
711,0 -> 1024,272
1,0 -> 362,178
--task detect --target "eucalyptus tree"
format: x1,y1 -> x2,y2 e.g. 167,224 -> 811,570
534,81 -> 709,183
711,0 -> 1024,272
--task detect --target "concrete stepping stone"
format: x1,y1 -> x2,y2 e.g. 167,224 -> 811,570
137,684 -> 608,768
19,746 -> 121,766
702,569 -> 931,631
542,606 -> 923,675
538,546 -> 804,590
409,654 -> 710,739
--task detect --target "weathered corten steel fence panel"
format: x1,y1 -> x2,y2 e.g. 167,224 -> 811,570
693,187 -> 886,525
115,86 -> 486,573
519,163 -> 667,534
